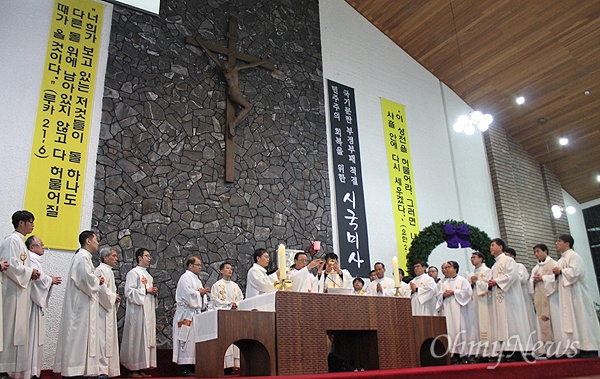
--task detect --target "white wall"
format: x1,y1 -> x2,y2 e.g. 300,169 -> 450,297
319,0 -> 500,276
564,191 -> 600,304
0,0 -> 112,368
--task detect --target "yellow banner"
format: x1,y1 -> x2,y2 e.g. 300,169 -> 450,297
24,0 -> 104,250
381,98 -> 420,271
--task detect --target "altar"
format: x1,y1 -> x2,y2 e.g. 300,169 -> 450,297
193,291 -> 449,377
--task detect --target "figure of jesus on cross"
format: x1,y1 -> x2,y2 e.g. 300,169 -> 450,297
186,18 -> 275,137
195,39 -> 270,138
186,18 -> 277,182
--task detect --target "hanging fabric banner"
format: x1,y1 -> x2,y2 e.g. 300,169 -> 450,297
381,98 -> 420,271
24,0 -> 104,250
327,79 -> 371,277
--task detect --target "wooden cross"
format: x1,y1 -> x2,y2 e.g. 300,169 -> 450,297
186,18 -> 276,182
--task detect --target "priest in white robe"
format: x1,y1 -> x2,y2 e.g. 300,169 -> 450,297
0,259 -> 9,353
505,248 -> 537,337
409,261 -> 438,315
317,253 -> 352,292
211,262 -> 245,371
173,256 -> 210,376
529,243 -> 560,357
365,262 -> 395,296
437,261 -> 479,362
487,238 -> 535,356
468,251 -> 493,357
120,248 -> 157,377
550,234 -> 600,357
26,236 -> 61,379
287,252 -> 320,292
54,230 -> 103,379
95,247 -> 121,378
246,248 -> 279,298
0,211 -> 40,379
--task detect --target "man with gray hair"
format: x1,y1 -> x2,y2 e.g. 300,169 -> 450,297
26,235 -> 61,379
95,247 -> 121,378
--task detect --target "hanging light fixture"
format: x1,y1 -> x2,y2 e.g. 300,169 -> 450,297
449,1 -> 493,135
453,111 -> 494,134
551,204 -> 576,219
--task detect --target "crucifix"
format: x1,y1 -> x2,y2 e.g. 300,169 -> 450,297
186,18 -> 276,182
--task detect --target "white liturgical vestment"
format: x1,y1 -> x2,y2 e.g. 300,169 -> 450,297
468,264 -> 493,356
549,249 -> 600,354
173,270 -> 205,365
516,262 -> 537,336
120,266 -> 157,371
211,278 -> 245,367
489,254 -> 534,352
54,248 -> 101,377
96,263 -> 120,377
0,232 -> 34,379
437,276 -> 478,355
317,269 -> 352,292
287,266 -> 318,292
365,276 -> 395,296
528,256 -> 561,356
409,273 -> 437,316
246,263 -> 278,298
28,252 -> 53,378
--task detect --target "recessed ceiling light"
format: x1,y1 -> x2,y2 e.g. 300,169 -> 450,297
584,90 -> 590,95
516,96 -> 525,105
559,137 -> 569,146
597,174 -> 600,182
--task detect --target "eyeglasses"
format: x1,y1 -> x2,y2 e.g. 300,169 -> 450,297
143,254 -> 151,258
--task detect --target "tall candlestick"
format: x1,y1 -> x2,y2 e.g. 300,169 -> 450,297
392,256 -> 400,287
278,244 -> 287,280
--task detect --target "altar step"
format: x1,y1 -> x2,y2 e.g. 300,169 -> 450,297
41,352 -> 600,379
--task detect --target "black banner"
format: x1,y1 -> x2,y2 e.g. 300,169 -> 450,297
327,79 -> 371,277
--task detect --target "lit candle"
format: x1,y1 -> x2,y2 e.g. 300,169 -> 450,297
278,244 -> 287,280
392,256 -> 400,287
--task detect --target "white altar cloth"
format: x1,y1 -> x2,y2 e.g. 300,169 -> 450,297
193,292 -> 276,342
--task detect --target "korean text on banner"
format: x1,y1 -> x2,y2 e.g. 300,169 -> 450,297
381,98 -> 419,272
24,0 -> 104,250
327,80 -> 371,277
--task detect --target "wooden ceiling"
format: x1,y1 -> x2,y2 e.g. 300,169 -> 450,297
346,0 -> 600,203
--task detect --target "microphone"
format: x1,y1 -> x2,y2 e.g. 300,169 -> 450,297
325,272 -> 343,288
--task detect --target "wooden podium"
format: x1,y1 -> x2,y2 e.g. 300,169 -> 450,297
195,292 -> 448,377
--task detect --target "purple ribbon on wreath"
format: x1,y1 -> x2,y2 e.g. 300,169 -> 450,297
444,223 -> 471,248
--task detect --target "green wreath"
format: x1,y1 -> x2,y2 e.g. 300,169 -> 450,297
406,219 -> 493,277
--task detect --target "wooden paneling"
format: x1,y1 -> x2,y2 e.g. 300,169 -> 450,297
346,0 -> 600,202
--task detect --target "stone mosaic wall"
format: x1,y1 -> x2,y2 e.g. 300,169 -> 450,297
93,0 -> 328,347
